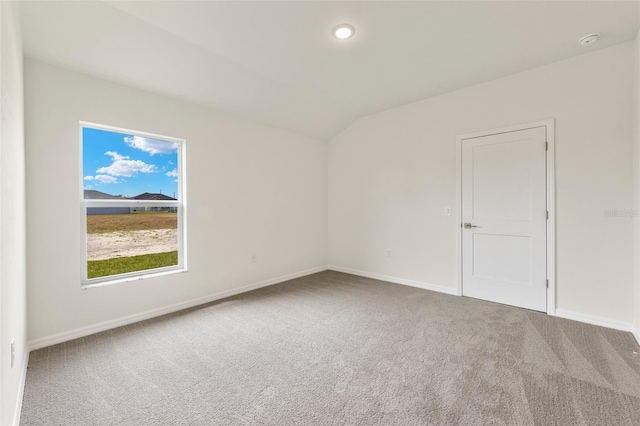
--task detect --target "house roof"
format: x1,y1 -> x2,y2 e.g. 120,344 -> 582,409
131,192 -> 177,201
83,190 -> 123,200
84,190 -> 176,200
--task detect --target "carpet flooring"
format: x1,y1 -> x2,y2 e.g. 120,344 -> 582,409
20,271 -> 640,425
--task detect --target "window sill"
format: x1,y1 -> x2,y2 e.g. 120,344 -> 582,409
82,267 -> 187,289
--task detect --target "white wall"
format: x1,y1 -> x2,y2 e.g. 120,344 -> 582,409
0,1 -> 27,425
634,32 -> 640,342
25,60 -> 327,343
329,42 -> 635,325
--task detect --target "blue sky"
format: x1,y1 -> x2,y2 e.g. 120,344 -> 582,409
82,127 -> 179,198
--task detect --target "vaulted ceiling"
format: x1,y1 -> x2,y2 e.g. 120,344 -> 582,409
21,1 -> 639,140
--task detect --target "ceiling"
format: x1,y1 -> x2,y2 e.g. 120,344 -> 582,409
21,1 -> 639,141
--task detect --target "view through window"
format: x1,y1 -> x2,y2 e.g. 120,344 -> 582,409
81,124 -> 184,284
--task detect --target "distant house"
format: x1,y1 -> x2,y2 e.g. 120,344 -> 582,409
84,190 -> 130,215
130,192 -> 177,212
84,190 -> 177,214
131,192 -> 176,201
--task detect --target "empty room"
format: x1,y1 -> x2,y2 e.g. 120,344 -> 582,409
2,0 -> 640,425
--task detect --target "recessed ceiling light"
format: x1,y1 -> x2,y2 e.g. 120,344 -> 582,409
578,33 -> 601,46
333,24 -> 355,40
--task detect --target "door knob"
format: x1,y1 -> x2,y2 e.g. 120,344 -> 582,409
464,223 -> 481,229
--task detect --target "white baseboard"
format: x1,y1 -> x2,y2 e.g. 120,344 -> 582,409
327,265 -> 457,296
13,350 -> 29,426
28,266 -> 327,351
633,327 -> 640,347
555,309 -> 636,335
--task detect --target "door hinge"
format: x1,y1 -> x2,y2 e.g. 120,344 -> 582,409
546,211 -> 549,220
546,279 -> 549,288
545,141 -> 548,151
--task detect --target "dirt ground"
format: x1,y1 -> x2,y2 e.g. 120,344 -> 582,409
87,229 -> 177,261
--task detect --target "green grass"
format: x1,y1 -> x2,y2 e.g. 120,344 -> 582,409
87,212 -> 177,234
88,251 -> 178,279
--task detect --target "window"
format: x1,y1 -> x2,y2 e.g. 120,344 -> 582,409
80,122 -> 186,286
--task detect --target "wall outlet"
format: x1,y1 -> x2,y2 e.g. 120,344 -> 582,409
251,254 -> 257,264
444,207 -> 452,216
10,339 -> 15,368
386,249 -> 392,258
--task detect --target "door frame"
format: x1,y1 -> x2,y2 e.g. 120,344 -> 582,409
455,119 -> 556,315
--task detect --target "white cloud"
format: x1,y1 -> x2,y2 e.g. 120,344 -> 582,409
124,136 -> 177,156
94,174 -> 119,184
83,176 -> 95,181
166,168 -> 178,178
104,151 -> 126,161
97,151 -> 157,177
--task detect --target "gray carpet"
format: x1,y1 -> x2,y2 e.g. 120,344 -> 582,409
20,271 -> 640,425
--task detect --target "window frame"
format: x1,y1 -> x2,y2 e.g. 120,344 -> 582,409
79,121 -> 187,288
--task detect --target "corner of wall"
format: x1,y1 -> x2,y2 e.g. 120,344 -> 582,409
1,1 -> 28,424
633,29 -> 640,347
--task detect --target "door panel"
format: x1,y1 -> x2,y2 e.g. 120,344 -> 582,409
472,234 -> 531,284
462,127 -> 547,312
472,140 -> 532,221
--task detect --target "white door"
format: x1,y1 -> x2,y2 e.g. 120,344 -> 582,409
461,126 -> 547,312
